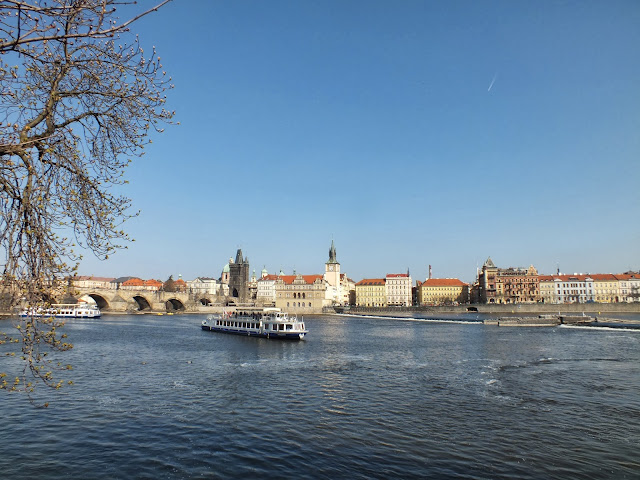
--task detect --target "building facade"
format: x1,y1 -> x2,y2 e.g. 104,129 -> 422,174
274,274 -> 330,313
355,279 -> 387,307
186,277 -> 219,295
417,278 -> 469,305
385,273 -> 412,306
478,258 -> 540,304
618,273 -> 640,303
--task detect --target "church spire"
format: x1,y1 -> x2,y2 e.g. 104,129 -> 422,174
328,240 -> 337,264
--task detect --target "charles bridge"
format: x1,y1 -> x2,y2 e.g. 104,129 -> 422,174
71,286 -> 230,314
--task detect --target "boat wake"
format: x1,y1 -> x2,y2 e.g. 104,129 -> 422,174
560,324 -> 640,333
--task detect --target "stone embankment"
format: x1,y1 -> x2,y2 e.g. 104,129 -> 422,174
484,314 -> 596,327
347,303 -> 640,315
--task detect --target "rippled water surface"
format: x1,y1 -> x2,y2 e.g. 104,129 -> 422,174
1,314 -> 639,479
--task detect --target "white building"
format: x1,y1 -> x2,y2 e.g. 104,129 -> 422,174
257,273 -> 278,305
72,276 -> 115,289
187,277 -> 220,295
386,272 -> 412,306
618,273 -> 640,302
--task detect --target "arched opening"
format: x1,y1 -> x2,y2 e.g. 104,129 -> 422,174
166,299 -> 185,312
133,295 -> 152,311
199,298 -> 212,306
87,294 -> 109,311
232,288 -> 239,298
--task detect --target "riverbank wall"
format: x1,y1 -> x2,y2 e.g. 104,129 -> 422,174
344,303 -> 640,316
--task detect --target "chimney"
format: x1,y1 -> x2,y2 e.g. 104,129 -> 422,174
429,265 -> 432,280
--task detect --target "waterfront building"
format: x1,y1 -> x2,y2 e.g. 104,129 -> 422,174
355,279 -> 387,307
274,274 -> 330,313
477,258 -> 540,303
478,257 -> 499,303
386,272 -> 412,306
539,274 -> 595,304
539,276 -> 556,304
340,274 -> 356,306
417,278 -> 469,305
591,274 -> 620,303
617,272 -> 640,303
496,265 -> 540,303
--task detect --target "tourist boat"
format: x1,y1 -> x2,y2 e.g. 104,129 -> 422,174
20,303 -> 101,318
201,308 -> 307,340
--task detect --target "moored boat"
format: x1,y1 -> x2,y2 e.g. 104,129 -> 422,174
201,307 -> 307,340
20,303 -> 102,318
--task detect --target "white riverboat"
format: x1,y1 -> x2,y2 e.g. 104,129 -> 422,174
201,307 -> 307,340
20,303 -> 101,318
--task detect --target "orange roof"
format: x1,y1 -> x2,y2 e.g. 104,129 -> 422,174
591,274 -> 619,281
259,274 -> 280,281
277,274 -> 324,285
616,273 -> 640,280
145,279 -> 163,287
356,278 -> 386,286
422,278 -> 467,287
122,278 -> 144,286
386,273 -> 409,278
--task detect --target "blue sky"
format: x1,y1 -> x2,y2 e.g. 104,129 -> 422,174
78,0 -> 640,283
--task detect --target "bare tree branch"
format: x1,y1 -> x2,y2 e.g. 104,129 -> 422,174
0,0 -> 174,405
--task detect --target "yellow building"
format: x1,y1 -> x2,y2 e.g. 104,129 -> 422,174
355,278 -> 387,307
592,274 -> 620,303
417,278 -> 469,305
539,275 -> 556,304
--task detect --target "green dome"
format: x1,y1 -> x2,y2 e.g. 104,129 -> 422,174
222,263 -> 230,273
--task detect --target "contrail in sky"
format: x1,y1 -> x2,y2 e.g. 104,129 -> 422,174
487,73 -> 498,92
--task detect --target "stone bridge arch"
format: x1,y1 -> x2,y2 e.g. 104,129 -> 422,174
86,293 -> 110,311
133,295 -> 153,311
165,298 -> 185,312
198,297 -> 214,306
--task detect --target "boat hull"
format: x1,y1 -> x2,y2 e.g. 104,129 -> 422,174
201,324 -> 306,340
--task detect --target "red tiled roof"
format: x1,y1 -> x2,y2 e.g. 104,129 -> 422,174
259,274 -> 279,281
616,273 -> 640,280
591,274 -> 619,281
277,274 -> 324,285
356,278 -> 386,286
422,278 -> 467,287
122,278 -> 144,286
386,273 -> 409,278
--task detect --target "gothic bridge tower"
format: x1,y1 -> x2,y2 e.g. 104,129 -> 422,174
229,249 -> 250,301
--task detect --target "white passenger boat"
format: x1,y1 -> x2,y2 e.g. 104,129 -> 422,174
201,308 -> 307,340
20,303 -> 101,318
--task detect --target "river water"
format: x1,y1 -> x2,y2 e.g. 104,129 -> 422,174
1,313 -> 639,479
